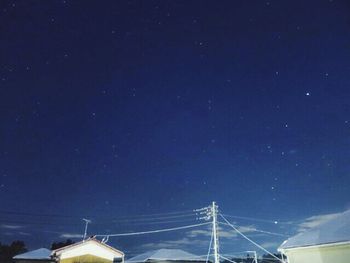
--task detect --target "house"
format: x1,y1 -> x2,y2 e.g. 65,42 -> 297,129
278,209 -> 350,263
13,238 -> 124,263
52,238 -> 124,263
126,249 -> 206,263
13,248 -> 54,263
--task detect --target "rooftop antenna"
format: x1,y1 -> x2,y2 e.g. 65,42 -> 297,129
82,218 -> 91,242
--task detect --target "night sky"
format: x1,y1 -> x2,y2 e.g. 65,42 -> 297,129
1,0 -> 350,257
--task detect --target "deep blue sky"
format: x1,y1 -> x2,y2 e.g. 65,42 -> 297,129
1,0 -> 350,257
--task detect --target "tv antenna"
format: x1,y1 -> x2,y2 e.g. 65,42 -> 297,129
82,218 -> 91,241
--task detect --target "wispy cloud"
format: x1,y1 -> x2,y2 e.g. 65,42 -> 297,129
140,223 -> 261,251
60,233 -> 83,238
18,232 -> 31,236
141,237 -> 209,250
1,224 -> 24,230
297,212 -> 342,232
187,224 -> 256,239
260,241 -> 280,250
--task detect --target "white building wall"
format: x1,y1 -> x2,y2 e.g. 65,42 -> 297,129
284,243 -> 350,263
58,242 -> 123,261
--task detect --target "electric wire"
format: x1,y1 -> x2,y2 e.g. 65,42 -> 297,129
206,225 -> 214,263
219,214 -> 283,263
0,209 -> 196,221
220,254 -> 245,257
0,215 -> 200,234
110,213 -> 196,223
219,222 -> 287,237
220,214 -> 284,225
95,222 -> 211,237
0,211 -> 198,227
219,255 -> 238,263
119,218 -> 199,226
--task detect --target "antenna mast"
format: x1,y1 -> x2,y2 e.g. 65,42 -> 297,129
82,218 -> 91,241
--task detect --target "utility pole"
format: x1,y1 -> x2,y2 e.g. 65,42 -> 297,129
82,218 -> 91,241
212,201 -> 220,263
195,202 -> 220,263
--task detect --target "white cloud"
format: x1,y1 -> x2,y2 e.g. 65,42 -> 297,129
297,212 -> 342,232
139,223 -> 262,251
187,229 -> 212,238
60,233 -> 83,238
141,237 -> 209,250
260,241 -> 280,250
1,224 -> 24,229
187,225 -> 256,239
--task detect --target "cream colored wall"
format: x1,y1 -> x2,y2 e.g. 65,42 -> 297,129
284,243 -> 350,263
57,242 -> 123,261
60,254 -> 112,263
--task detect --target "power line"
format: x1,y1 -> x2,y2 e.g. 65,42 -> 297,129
220,214 -> 283,225
120,218 -> 199,226
95,222 -> 211,237
221,252 -> 257,263
221,252 -> 257,256
0,210 -> 198,227
219,255 -> 238,263
112,210 -> 196,218
110,213 -> 196,223
0,209 -> 196,221
219,214 -> 283,263
206,224 -> 214,263
219,222 -> 287,237
0,218 -> 201,231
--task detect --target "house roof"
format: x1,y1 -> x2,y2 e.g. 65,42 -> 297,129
279,209 -> 350,250
126,249 -> 205,262
13,248 -> 52,260
52,237 -> 124,257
